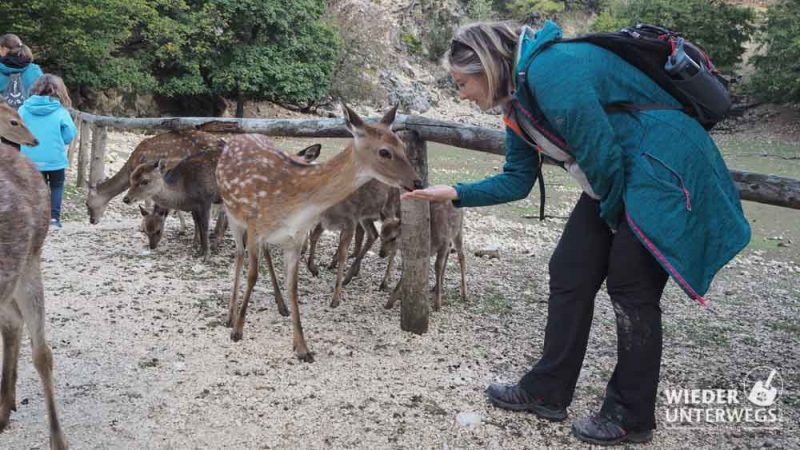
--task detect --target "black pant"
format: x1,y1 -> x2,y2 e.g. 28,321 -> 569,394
41,169 -> 66,221
520,193 -> 668,431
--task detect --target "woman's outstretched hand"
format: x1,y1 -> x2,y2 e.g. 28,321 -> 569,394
400,185 -> 458,202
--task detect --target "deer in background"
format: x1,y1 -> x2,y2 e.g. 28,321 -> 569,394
85,129 -> 224,224
0,104 -> 68,449
380,200 -> 467,311
306,180 -> 400,306
217,104 -> 421,361
127,143 -> 323,256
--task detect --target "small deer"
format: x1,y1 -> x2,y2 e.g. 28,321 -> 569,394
306,180 -> 400,306
217,104 -> 421,361
86,129 -> 224,224
0,105 -> 68,449
128,143 -> 323,255
380,200 -> 467,311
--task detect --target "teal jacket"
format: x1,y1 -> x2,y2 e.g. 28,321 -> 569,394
0,61 -> 43,96
454,21 -> 750,303
20,95 -> 76,171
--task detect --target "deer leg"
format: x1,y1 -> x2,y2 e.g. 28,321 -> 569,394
344,220 -> 378,285
306,223 -> 324,277
262,245 -> 289,317
0,310 -> 22,432
379,247 -> 397,292
197,206 -> 211,260
330,226 -> 355,308
285,245 -> 313,362
232,224 -> 260,342
454,232 -> 467,302
385,272 -> 402,310
212,207 -> 227,251
177,210 -> 188,235
227,225 -> 246,328
351,223 -> 364,259
433,246 -> 448,311
14,260 -> 68,450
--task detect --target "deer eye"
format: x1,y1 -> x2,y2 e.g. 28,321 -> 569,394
10,120 -> 18,127
141,180 -> 149,186
378,149 -> 392,159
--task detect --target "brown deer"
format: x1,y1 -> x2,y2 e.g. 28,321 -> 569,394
380,200 -> 467,311
305,180 -> 400,306
217,104 -> 421,361
85,129 -> 224,224
0,105 -> 68,449
126,143 -> 323,257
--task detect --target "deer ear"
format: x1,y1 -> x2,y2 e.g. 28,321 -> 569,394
341,102 -> 365,137
380,104 -> 399,127
139,205 -> 149,216
298,144 -> 322,162
157,159 -> 167,173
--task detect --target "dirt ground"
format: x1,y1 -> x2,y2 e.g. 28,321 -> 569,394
2,123 -> 798,449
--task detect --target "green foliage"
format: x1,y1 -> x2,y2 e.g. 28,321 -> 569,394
401,32 -> 424,56
592,0 -> 756,73
505,0 -> 565,19
749,0 -> 800,103
0,0 -> 340,107
423,10 -> 457,62
466,0 -> 496,20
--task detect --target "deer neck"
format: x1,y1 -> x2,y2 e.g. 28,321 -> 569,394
96,163 -> 133,201
151,181 -> 185,209
300,144 -> 372,208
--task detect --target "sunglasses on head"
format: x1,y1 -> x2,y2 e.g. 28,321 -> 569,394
449,39 -> 472,54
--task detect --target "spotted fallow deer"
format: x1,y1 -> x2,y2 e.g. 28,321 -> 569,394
0,104 -> 68,449
85,129 -> 224,224
217,104 -> 421,361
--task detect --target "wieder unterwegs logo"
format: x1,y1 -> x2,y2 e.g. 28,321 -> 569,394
662,367 -> 783,429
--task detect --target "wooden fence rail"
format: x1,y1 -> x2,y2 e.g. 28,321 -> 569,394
68,110 -> 800,333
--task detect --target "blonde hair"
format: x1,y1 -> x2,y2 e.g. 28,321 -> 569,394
30,74 -> 72,108
445,22 -> 520,107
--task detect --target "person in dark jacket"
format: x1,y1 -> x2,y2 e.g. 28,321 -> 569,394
402,21 -> 750,445
19,74 -> 77,229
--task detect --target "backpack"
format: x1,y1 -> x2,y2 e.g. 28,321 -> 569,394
1,73 -> 27,109
557,23 -> 732,130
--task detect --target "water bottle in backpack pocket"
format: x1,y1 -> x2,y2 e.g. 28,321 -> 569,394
1,73 -> 27,109
664,37 -> 732,126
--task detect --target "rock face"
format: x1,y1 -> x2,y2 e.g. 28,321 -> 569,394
381,70 -> 434,113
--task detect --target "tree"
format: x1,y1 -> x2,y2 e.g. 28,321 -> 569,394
749,0 -> 800,103
593,0 -> 755,74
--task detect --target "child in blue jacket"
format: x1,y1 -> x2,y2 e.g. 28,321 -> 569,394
19,74 -> 77,229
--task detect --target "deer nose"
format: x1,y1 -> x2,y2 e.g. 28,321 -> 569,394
122,196 -> 131,204
32,139 -> 39,146
413,179 -> 424,190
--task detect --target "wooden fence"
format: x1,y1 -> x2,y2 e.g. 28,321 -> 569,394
69,110 -> 800,333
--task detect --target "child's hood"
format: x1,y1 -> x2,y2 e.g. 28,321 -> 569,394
23,95 -> 63,116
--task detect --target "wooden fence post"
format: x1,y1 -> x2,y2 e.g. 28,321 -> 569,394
67,114 -> 81,169
76,120 -> 91,187
89,125 -> 108,187
396,130 -> 430,334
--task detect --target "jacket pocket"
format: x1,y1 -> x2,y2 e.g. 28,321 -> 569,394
638,152 -> 692,211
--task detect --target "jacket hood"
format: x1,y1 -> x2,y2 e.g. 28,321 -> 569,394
514,20 -> 563,77
24,95 -> 63,115
0,61 -> 27,75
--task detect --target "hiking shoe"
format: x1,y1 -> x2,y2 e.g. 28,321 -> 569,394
50,218 -> 62,229
485,383 -> 567,421
572,414 -> 654,445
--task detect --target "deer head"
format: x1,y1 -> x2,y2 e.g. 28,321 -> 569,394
123,159 -> 171,204
0,103 -> 37,146
139,204 -> 169,249
378,217 -> 402,258
342,103 -> 422,192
